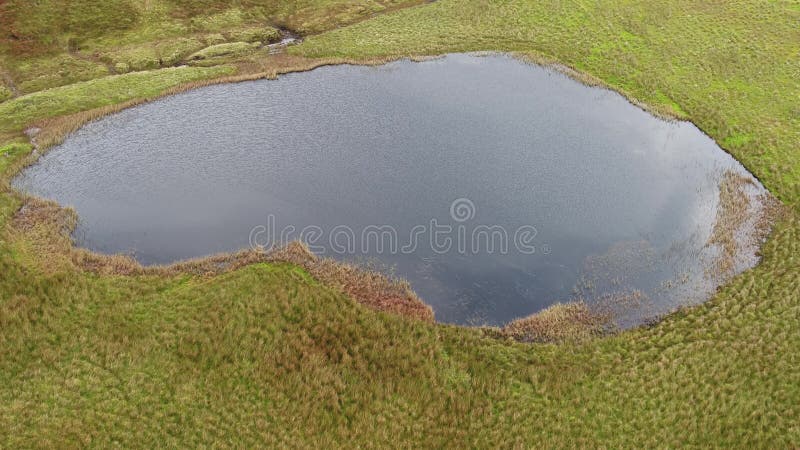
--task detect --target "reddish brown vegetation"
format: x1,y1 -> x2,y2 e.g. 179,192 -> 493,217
10,196 -> 434,322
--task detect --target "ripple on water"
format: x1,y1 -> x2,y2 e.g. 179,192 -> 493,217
13,53 -> 775,326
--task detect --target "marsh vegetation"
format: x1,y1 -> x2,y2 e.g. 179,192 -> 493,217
0,0 -> 799,446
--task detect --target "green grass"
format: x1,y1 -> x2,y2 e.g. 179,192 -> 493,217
103,38 -> 208,73
1,0 -> 800,447
3,54 -> 110,95
0,65 -> 234,134
187,42 -> 262,61
0,0 -> 427,94
0,142 -> 31,177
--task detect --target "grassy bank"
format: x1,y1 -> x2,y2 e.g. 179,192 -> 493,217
1,0 -> 800,447
0,0 -> 427,93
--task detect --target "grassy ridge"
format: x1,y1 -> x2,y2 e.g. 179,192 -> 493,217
0,0 -> 799,446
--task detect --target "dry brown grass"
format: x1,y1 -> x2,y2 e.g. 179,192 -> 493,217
9,195 -> 433,322
706,171 -> 784,279
501,301 -> 612,343
267,242 -> 434,321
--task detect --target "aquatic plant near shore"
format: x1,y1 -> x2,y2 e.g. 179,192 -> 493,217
706,171 -> 784,279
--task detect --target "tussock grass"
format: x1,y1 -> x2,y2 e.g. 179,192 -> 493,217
502,302 -> 612,343
2,53 -> 109,95
226,26 -> 282,44
0,0 -> 799,446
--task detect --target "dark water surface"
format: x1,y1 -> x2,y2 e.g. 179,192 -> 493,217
14,54 -> 767,326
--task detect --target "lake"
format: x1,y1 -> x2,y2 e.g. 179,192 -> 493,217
14,54 -> 770,326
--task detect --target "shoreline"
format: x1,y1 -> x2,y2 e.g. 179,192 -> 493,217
1,1 -> 798,443
3,53 -> 785,342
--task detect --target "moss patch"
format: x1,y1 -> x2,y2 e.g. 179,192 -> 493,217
226,26 -> 282,44
102,37 -> 207,72
187,42 -> 261,61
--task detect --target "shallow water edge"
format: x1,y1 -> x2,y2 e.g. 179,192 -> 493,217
6,51 -> 780,336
